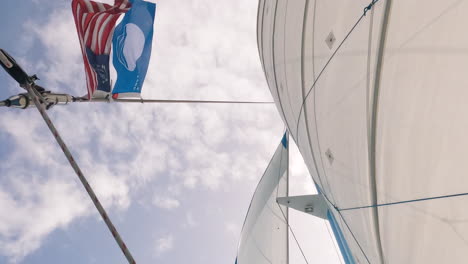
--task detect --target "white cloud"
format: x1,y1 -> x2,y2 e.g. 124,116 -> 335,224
0,176 -> 89,263
0,0 -> 285,262
24,8 -> 84,96
152,195 -> 180,210
154,234 -> 174,256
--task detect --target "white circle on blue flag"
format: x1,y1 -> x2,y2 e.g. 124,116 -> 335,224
115,23 -> 145,71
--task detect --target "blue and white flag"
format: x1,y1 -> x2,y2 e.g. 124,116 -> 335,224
111,0 -> 156,98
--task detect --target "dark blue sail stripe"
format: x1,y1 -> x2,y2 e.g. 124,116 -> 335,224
327,210 -> 356,264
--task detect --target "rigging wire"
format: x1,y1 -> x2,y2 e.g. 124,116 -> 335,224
24,83 -> 137,264
74,97 -> 275,104
267,2 -> 382,263
273,130 -> 349,264
339,191 -> 468,212
291,0 -> 381,213
274,128 -> 310,264
335,210 -> 372,264
302,0 -> 338,207
277,205 -> 310,264
278,1 -> 381,262
295,0 -> 380,141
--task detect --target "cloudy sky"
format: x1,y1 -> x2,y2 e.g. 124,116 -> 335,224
0,0 -> 342,263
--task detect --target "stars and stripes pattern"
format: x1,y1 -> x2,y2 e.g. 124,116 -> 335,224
72,0 -> 131,99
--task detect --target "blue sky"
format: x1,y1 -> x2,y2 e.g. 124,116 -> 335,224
0,1 -> 342,263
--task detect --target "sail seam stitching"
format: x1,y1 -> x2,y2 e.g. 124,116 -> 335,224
256,0 -> 265,66
270,0 -> 295,135
310,0 -> 337,205
294,0 -> 382,208
301,0 -> 337,204
258,0 -> 267,71
368,1 -> 392,263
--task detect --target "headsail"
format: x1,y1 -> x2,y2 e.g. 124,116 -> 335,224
236,133 -> 289,264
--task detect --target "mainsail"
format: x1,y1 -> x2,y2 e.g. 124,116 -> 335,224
258,0 -> 468,263
236,133 -> 289,264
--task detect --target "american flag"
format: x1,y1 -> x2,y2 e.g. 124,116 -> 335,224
72,0 -> 131,99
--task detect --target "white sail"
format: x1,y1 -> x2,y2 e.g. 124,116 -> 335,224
258,0 -> 468,263
236,134 -> 289,264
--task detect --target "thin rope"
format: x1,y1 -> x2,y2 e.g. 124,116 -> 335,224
274,128 -> 310,264
339,191 -> 468,212
284,2 -> 380,262
295,0 -> 380,141
272,135 -> 369,264
314,182 -> 371,262
24,83 -> 137,264
306,0 -> 338,207
277,205 -> 310,264
313,186 -> 372,263
310,186 -> 370,264
269,2 -> 380,259
335,210 -> 371,264
291,0 -> 381,220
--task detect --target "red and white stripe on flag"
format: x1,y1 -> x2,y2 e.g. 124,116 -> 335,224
71,0 -> 131,99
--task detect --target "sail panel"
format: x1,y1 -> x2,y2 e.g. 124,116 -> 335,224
236,134 -> 288,264
274,0 -> 325,198
375,1 -> 468,263
310,7 -> 385,259
258,0 -> 387,263
262,0 -> 332,203
311,0 -> 374,207
378,197 -> 468,263
376,0 -> 468,207
274,0 -> 306,138
261,0 -> 286,136
256,0 -> 266,67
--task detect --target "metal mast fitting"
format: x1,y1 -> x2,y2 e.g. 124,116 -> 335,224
277,194 -> 329,219
0,91 -> 74,109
